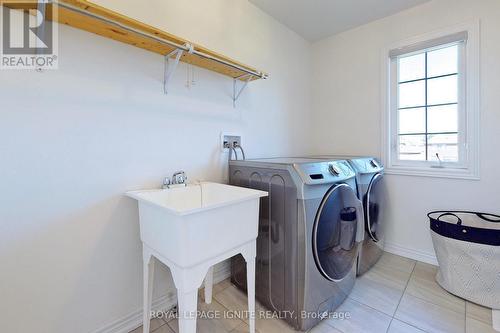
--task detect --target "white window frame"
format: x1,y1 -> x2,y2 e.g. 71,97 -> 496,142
381,21 -> 480,180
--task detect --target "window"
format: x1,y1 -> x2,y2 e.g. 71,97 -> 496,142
382,23 -> 480,179
397,43 -> 462,163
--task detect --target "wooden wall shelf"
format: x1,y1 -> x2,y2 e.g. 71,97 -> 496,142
2,0 -> 268,83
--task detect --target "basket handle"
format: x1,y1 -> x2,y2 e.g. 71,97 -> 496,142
476,213 -> 500,223
437,212 -> 463,226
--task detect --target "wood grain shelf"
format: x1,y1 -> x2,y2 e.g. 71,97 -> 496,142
2,0 -> 268,81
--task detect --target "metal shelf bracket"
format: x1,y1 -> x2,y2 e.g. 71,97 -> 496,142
233,74 -> 253,107
163,43 -> 194,95
162,43 -> 260,104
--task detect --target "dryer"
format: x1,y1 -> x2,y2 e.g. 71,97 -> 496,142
310,156 -> 386,275
348,157 -> 385,275
229,158 -> 364,331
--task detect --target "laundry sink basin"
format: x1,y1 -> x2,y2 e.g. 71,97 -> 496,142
127,182 -> 267,268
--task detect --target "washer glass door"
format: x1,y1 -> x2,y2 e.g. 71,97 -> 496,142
313,183 -> 360,281
364,173 -> 384,242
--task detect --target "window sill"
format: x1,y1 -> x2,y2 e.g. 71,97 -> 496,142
385,166 -> 480,180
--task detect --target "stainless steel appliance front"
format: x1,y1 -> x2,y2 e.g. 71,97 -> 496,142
229,158 -> 362,331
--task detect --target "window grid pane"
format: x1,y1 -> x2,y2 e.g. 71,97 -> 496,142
397,44 -> 459,162
398,72 -> 458,85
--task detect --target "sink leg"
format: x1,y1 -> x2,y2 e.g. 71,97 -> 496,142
143,249 -> 155,333
242,242 -> 257,333
177,289 -> 199,333
204,266 -> 214,304
170,263 -> 208,333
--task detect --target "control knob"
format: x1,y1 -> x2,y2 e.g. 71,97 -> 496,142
328,164 -> 340,176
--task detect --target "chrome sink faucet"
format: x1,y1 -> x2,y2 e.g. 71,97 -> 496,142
163,171 -> 187,189
172,171 -> 187,185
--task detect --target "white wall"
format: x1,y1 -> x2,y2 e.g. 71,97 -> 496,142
311,0 -> 500,263
0,1 -> 312,332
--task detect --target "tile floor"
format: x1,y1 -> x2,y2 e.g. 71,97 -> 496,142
130,252 -> 496,333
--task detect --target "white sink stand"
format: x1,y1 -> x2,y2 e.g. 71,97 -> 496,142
126,183 -> 266,333
142,241 -> 256,333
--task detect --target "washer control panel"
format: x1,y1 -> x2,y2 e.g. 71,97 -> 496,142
294,160 -> 356,184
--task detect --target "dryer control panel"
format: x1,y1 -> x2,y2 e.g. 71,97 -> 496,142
293,160 -> 356,185
349,157 -> 384,174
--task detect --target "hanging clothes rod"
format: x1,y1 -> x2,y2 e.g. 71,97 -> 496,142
54,1 -> 268,80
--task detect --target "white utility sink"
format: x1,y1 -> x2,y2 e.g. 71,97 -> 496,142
127,182 -> 267,333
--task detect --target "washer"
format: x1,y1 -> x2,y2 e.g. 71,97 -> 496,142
310,156 -> 386,275
229,158 -> 364,331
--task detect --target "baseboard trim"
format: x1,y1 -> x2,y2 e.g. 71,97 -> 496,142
91,262 -> 231,333
90,292 -> 177,333
384,241 -> 438,266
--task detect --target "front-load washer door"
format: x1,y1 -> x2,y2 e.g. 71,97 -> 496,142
313,183 -> 360,282
364,173 -> 384,242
